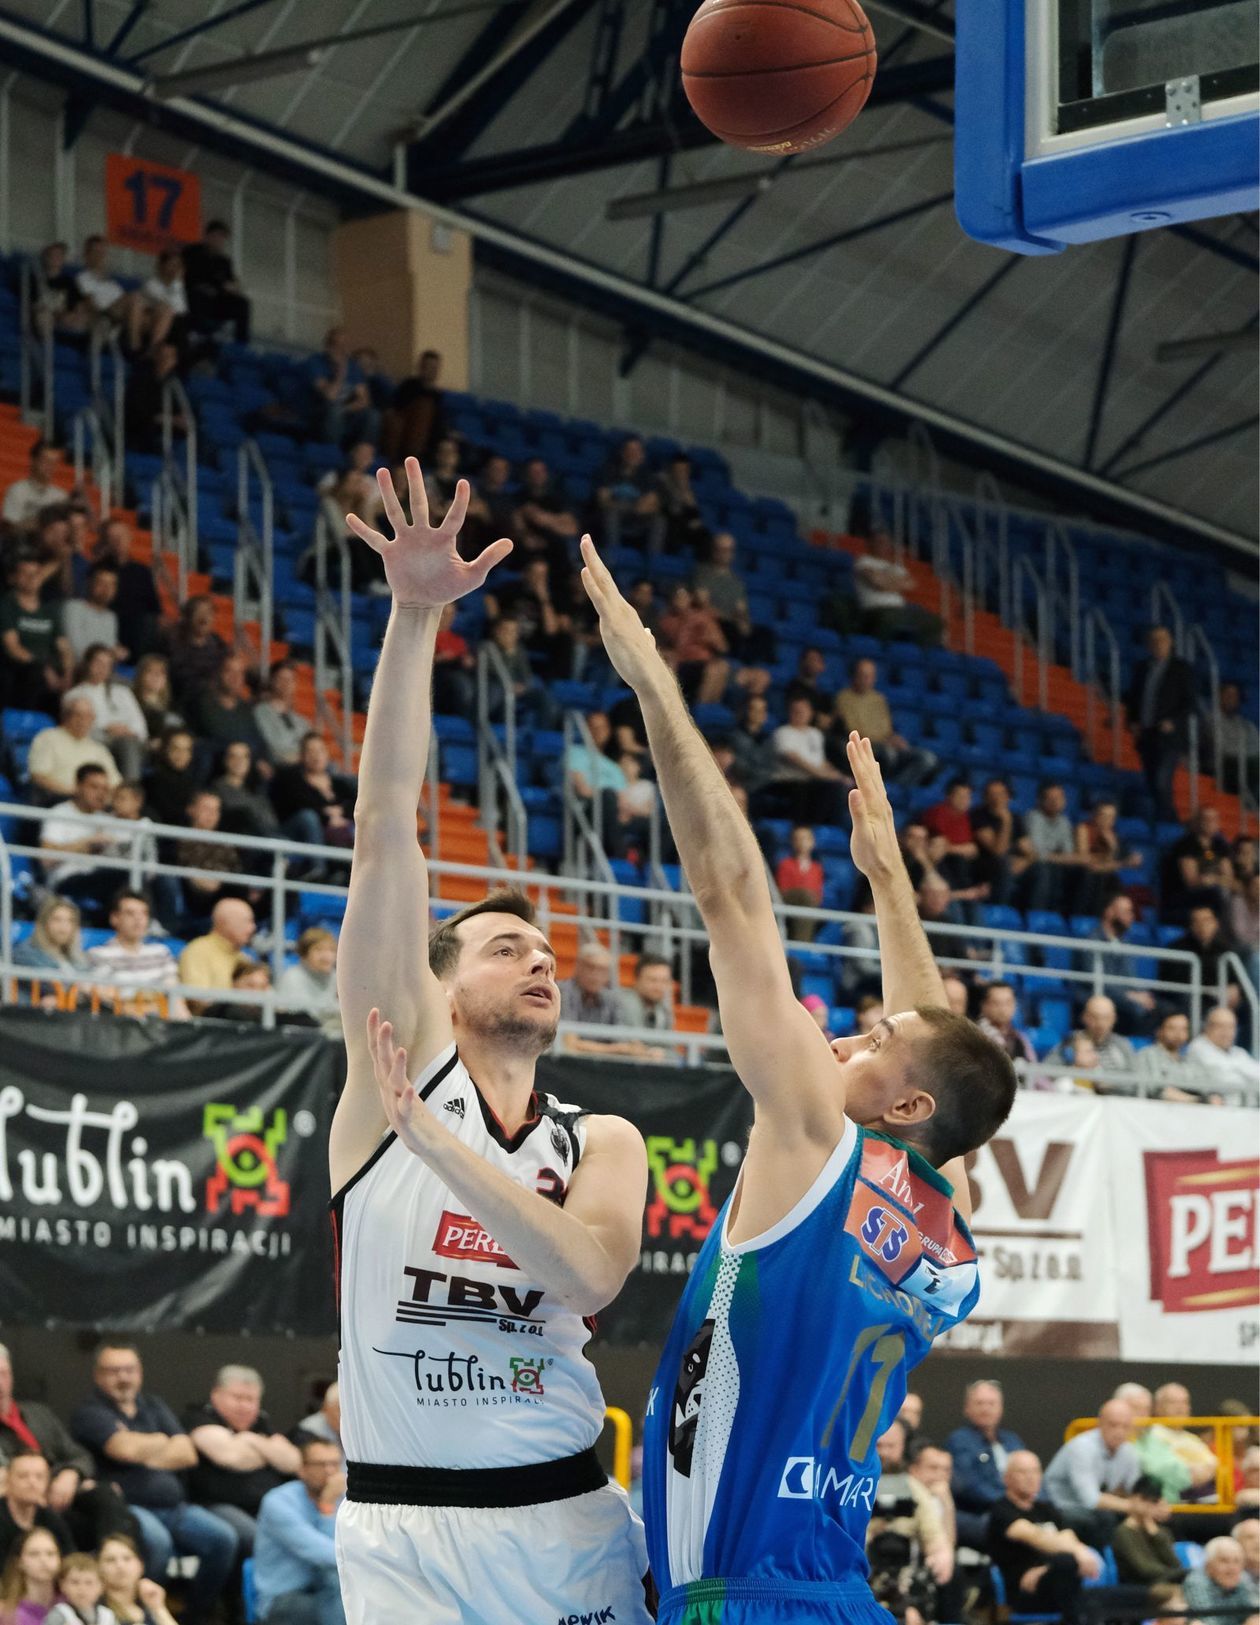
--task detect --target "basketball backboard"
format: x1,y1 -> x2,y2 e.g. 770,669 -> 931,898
955,0 -> 1260,253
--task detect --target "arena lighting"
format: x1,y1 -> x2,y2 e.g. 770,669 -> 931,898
149,0 -> 523,99
1155,326 -> 1259,362
605,134 -> 952,221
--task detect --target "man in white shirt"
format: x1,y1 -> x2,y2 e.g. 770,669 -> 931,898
39,763 -> 121,917
63,564 -> 125,662
1185,1006 -> 1258,1098
772,694 -> 849,823
2,441 -> 64,533
87,889 -> 189,1019
28,696 -> 122,801
75,234 -> 139,331
139,248 -> 188,352
853,530 -> 943,646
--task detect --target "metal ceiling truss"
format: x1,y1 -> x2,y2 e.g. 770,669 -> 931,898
891,253 -> 1021,389
1113,413 -> 1259,483
1083,232 -> 1138,471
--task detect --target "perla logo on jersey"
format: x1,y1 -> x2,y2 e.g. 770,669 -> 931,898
777,1456 -> 878,1510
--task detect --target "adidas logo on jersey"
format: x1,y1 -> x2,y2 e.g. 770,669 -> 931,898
443,1097 -> 466,1118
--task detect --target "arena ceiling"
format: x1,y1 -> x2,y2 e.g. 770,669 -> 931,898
4,0 -> 1258,545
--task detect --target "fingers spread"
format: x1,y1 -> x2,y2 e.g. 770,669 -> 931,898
346,513 -> 387,555
404,457 -> 430,530
377,466 -> 406,537
471,536 -> 514,585
444,477 -> 470,536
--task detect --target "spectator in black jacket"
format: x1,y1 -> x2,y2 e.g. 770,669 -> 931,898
96,519 -> 161,661
184,1365 -> 300,1556
1168,904 -> 1242,1014
0,1452 -> 74,1561
1125,625 -> 1197,819
182,221 -> 250,344
0,1344 -> 133,1554
270,733 -> 355,851
124,342 -> 184,457
946,1379 -> 1027,1548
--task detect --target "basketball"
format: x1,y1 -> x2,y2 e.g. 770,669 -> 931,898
681,0 -> 877,154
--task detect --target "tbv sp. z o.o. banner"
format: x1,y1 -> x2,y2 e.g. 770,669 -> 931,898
0,1008 -> 338,1335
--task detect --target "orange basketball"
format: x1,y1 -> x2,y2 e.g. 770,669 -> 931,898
681,0 -> 877,155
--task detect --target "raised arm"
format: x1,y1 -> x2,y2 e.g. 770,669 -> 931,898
330,458 -> 511,1193
579,538 -> 840,1146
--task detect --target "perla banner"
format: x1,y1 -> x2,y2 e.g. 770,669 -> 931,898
0,1008 -> 339,1335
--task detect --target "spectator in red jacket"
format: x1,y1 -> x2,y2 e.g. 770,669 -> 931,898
923,778 -> 980,890
776,825 -> 825,941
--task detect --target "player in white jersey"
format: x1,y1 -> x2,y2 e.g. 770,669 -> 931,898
330,458 -> 653,1625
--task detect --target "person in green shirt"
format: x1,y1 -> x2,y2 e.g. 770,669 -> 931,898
0,555 -> 72,713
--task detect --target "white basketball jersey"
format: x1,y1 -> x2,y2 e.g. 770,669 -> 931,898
331,1043 -> 608,1470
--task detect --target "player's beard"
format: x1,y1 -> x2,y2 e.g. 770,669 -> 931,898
460,988 -> 558,1055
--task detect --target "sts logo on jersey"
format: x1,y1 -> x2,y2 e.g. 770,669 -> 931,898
860,1205 -> 909,1264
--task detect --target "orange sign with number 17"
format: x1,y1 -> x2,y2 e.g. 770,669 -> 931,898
105,154 -> 202,254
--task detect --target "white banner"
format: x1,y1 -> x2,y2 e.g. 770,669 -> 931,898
936,1094 -> 1258,1362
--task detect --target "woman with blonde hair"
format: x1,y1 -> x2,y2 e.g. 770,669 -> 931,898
11,897 -> 87,1007
130,656 -> 182,749
95,1539 -> 175,1625
0,1526 -> 62,1624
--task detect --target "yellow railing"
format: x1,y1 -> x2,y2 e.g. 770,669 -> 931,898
1064,1415 -> 1259,1514
604,1406 -> 633,1491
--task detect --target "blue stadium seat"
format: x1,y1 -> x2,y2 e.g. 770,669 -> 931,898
2,709 -> 50,744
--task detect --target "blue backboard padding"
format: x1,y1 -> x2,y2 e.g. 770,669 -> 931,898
1022,113 -> 1260,243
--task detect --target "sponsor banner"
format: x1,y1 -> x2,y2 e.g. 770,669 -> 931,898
536,1056 -> 753,1346
0,1009 -> 337,1335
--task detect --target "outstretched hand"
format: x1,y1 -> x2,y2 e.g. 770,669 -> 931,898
845,731 -> 901,883
579,534 -> 667,692
345,456 -> 512,608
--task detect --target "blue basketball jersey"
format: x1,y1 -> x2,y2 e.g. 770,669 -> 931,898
642,1120 -> 979,1594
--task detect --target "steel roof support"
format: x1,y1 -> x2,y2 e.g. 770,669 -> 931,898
1084,233 -> 1138,470
1113,413 -> 1259,483
891,254 -> 1021,390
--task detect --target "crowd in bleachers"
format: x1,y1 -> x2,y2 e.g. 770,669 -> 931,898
2,1332 -> 1256,1625
0,238 -> 1258,1089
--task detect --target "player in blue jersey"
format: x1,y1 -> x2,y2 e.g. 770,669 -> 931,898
579,539 -> 1018,1625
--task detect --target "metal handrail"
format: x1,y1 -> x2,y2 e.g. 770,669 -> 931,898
88,322 -> 125,482
561,711 -> 621,965
475,641 -> 528,874
313,508 -> 354,768
975,471 -> 1011,625
71,404 -> 112,521
155,375 -> 198,605
1083,607 -> 1123,767
1012,555 -> 1050,712
1219,951 -> 1260,1058
1150,580 -> 1185,653
1044,522 -> 1081,679
1186,622 -> 1223,811
18,255 -> 53,432
870,447 -> 907,558
236,439 -> 275,684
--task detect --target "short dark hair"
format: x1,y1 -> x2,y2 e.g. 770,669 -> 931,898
75,764 -> 108,785
93,1338 -> 140,1363
849,654 -> 876,679
109,888 -> 151,916
88,561 -> 117,580
1131,1475 -> 1164,1502
945,776 -> 969,793
205,218 -> 230,235
1037,779 -> 1062,797
902,1005 -> 1017,1164
908,1438 -> 944,1465
428,891 -> 537,980
635,953 -> 671,977
982,979 -> 1015,1000
301,1436 -> 342,1461
84,233 -> 105,251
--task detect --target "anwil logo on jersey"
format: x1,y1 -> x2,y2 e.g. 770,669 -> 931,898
668,1318 -> 712,1478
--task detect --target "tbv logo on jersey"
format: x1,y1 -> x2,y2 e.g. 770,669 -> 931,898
777,1456 -> 878,1510
395,1265 -> 547,1336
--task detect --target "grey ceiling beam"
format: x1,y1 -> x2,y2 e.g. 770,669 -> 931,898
1113,414 -> 1259,483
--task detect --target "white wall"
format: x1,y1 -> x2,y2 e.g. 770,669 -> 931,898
0,77 -> 339,349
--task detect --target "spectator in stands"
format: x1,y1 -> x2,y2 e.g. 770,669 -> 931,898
29,507 -> 76,602
1083,893 -> 1159,1034
252,663 -> 307,766
203,960 -> 275,1024
65,646 -> 147,781
1074,799 -> 1142,915
776,824 -> 825,940
97,1533 -> 178,1625
38,763 -> 122,917
29,699 -> 121,803
969,779 -> 1032,908
275,928 -> 341,1037
182,220 -> 250,344
728,694 -> 779,810
1235,1516 -> 1259,1579
1169,904 -> 1242,1013
61,506 -> 96,599
192,654 -> 273,773
480,615 -> 559,729
1043,1397 -> 1143,1548
941,973 -> 971,1018
270,733 -> 355,852
175,788 -> 253,920
252,1438 -> 345,1625
1216,681 -> 1260,805
0,1453 -> 74,1564
595,435 -> 664,553
123,342 -> 184,458
1112,1476 -> 1186,1591
292,1386 -> 340,1457
184,1365 -> 300,1558
916,870 -> 964,929
74,235 -> 139,338
1239,1453 -> 1260,1511
178,897 -> 256,1015
381,348 -> 445,464
86,890 -> 188,1022
1134,1012 -> 1205,1101
852,530 -> 942,646
784,647 -> 833,726
0,1525 -> 63,1620
1024,781 -> 1091,912
978,981 -> 1037,1065
31,243 -> 90,343
101,524 -> 162,668
558,942 -> 658,1058
772,695 -> 849,825
471,453 -> 518,540
692,533 -> 757,660
1186,1006 -> 1255,1095
852,994 -> 885,1036
658,585 -> 730,706
616,954 -> 674,1034
1045,995 -> 1134,1083
1,555 -> 71,715
138,249 -> 188,357
10,897 -> 88,1002
947,1380 -> 1027,1548
486,557 -> 572,680
1126,625 -> 1196,820
47,1550 -> 116,1625
2,443 -> 63,536
564,711 -> 629,847
428,603 -> 475,720
654,453 -> 709,556
211,741 -> 279,839
70,1342 -> 237,1623
922,779 -> 980,891
833,657 -> 937,787
512,458 -> 579,577
988,1451 -> 1101,1619
615,751 -> 656,850
1184,1536 -> 1258,1619
1231,872 -> 1260,970
1117,1379 -> 1218,1504
143,728 -> 202,827
306,328 -> 378,450
351,346 -> 390,414
1164,806 -> 1234,920
867,1419 -> 953,1620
